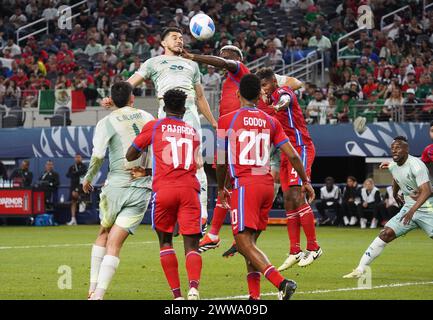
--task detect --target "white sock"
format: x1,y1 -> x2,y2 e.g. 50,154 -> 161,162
90,245 -> 106,293
196,167 -> 208,220
357,237 -> 387,273
94,255 -> 120,299
273,183 -> 281,202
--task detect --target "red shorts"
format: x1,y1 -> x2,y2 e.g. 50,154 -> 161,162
151,187 -> 202,235
230,184 -> 274,235
280,144 -> 315,192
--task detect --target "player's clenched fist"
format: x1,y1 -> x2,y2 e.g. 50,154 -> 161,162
101,97 -> 114,109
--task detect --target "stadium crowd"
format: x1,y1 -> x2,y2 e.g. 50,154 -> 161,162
0,0 -> 432,126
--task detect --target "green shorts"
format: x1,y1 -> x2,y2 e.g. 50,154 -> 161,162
270,146 -> 281,172
99,185 -> 152,235
385,205 -> 433,238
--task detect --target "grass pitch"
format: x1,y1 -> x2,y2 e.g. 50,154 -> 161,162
0,225 -> 432,300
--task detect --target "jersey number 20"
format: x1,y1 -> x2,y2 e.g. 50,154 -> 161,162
239,132 -> 270,166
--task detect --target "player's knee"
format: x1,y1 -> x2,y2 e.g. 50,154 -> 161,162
379,228 -> 396,243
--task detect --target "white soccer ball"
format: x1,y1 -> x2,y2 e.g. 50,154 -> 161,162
189,13 -> 215,41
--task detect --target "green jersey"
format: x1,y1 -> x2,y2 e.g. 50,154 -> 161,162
389,155 -> 433,210
135,55 -> 201,102
85,106 -> 154,189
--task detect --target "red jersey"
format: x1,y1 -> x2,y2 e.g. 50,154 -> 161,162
259,86 -> 313,147
217,107 -> 289,188
421,144 -> 433,164
219,61 -> 250,117
132,117 -> 201,192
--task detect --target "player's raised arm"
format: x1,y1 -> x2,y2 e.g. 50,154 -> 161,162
195,83 -> 217,128
283,77 -> 303,90
182,49 -> 239,73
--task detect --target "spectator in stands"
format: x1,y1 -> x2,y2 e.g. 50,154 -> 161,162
341,176 -> 361,226
336,89 -> 356,122
150,41 -> 164,58
358,178 -> 381,229
122,0 -> 141,17
265,42 -> 283,68
306,89 -> 329,124
2,39 -> 21,57
58,54 -> 77,76
403,88 -> 421,122
236,0 -> 255,13
95,10 -> 112,35
362,74 -> 379,100
0,160 -> 7,180
10,8 -> 27,29
174,8 -> 189,28
10,68 -> 28,90
55,73 -> 72,89
308,28 -> 332,68
103,46 -> 118,66
265,31 -> 282,49
71,24 -> 86,43
246,21 -> 264,47
56,42 -> 74,63
66,154 -> 87,226
116,34 -> 133,58
133,34 -> 151,60
10,160 -> 33,187
188,3 -> 204,19
329,21 -> 347,44
3,80 -> 20,109
202,65 -> 221,91
362,44 -> 380,64
297,0 -> 314,12
85,38 -> 104,57
316,177 -> 341,226
382,86 -> 404,121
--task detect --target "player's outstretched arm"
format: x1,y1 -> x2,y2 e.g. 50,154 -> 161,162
195,83 -> 217,128
400,181 -> 432,225
126,145 -> 142,162
283,77 -> 303,90
279,142 -> 315,203
182,50 -> 238,73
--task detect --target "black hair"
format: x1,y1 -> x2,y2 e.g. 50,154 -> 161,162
256,67 -> 275,81
110,81 -> 133,108
161,27 -> 182,40
347,176 -> 357,182
430,121 -> 433,127
163,89 -> 187,113
239,74 -> 261,101
393,136 -> 408,142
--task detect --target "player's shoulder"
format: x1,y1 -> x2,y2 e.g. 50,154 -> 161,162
137,109 -> 155,121
408,154 -> 428,169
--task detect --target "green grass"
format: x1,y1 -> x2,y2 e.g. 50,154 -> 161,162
0,225 -> 432,300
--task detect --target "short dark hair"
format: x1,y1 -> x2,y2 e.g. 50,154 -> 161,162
110,81 -> 132,108
256,67 -> 275,81
347,176 -> 357,182
163,89 -> 187,113
161,27 -> 182,40
393,135 -> 408,142
239,74 -> 261,101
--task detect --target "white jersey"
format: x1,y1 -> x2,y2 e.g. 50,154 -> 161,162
135,55 -> 201,102
90,106 -> 154,188
275,74 -> 287,87
389,155 -> 433,209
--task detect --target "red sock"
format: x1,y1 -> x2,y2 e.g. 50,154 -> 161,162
185,250 -> 202,289
247,272 -> 261,300
298,204 -> 320,251
263,265 -> 285,289
209,199 -> 228,236
160,247 -> 181,299
286,209 -> 301,254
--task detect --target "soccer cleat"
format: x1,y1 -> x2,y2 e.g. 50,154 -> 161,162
87,291 -> 94,300
198,234 -> 221,253
298,247 -> 322,267
222,242 -> 238,258
343,216 -> 349,226
277,252 -> 305,271
278,279 -> 297,300
187,288 -> 200,300
343,269 -> 364,279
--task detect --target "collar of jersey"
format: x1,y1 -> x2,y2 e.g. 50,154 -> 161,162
241,106 -> 257,110
166,116 -> 184,122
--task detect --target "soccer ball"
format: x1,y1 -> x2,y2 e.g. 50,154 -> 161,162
189,14 -> 215,40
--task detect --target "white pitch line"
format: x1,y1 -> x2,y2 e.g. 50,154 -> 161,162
0,241 -> 157,250
209,280 -> 433,300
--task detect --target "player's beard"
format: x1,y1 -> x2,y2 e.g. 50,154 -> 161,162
167,45 -> 183,56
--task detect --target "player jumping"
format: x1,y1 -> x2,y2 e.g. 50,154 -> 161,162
126,89 -> 203,300
217,74 -> 315,300
102,27 -> 216,230
84,82 -> 154,300
343,136 -> 433,278
256,67 -> 322,269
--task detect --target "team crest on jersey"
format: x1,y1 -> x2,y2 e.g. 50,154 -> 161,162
161,60 -> 168,64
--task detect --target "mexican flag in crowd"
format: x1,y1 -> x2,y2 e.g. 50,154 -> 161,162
38,89 -> 87,115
